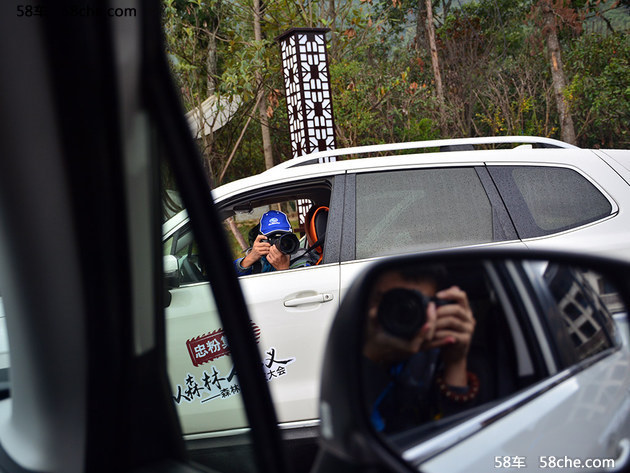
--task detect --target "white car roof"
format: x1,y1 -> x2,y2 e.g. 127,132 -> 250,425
210,136 -> 592,203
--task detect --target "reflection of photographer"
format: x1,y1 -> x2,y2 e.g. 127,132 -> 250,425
234,210 -> 303,275
363,266 -> 478,433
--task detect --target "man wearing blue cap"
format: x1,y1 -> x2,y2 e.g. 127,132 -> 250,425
234,210 -> 307,276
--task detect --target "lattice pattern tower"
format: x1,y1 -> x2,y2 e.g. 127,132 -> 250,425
277,28 -> 337,161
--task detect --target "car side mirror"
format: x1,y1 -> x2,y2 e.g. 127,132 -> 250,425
164,255 -> 180,289
314,249 -> 630,472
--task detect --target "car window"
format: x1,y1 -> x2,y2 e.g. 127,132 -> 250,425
539,263 -> 617,362
218,183 -> 333,275
355,168 -> 495,259
162,178 -> 263,472
489,166 -> 613,238
361,259 -> 545,448
164,225 -> 208,284
225,199 -> 309,262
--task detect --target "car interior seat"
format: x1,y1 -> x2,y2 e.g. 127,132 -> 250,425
449,267 -> 520,407
179,254 -> 205,283
306,206 -> 329,265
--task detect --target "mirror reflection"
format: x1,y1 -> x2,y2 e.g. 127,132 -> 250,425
361,259 -> 626,447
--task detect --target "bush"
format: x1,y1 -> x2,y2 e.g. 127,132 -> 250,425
566,33 -> 630,148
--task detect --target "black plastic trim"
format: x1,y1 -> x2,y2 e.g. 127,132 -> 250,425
475,166 -> 518,241
142,2 -> 289,472
320,175 -> 345,264
340,173 -> 356,262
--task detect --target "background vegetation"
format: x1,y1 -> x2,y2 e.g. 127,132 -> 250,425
163,0 -> 630,187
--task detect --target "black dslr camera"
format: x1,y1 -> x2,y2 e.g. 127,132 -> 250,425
377,288 -> 452,340
263,232 -> 300,255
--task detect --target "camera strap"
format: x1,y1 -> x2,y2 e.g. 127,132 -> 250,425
289,237 -> 325,266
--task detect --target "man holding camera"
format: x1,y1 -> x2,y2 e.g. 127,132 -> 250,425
363,266 -> 478,433
234,210 -> 309,276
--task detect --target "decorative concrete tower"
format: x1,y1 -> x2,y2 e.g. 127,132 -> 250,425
277,28 -> 337,161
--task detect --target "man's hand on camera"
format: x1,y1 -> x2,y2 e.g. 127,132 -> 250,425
240,234 -> 271,268
425,285 -> 475,386
267,244 -> 290,270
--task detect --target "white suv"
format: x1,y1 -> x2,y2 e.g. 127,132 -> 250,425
162,136 -> 630,439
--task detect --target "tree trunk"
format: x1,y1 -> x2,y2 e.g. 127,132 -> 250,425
425,0 -> 446,122
253,0 -> 274,170
329,0 -> 337,57
227,217 -> 248,251
541,1 -> 576,144
415,0 -> 426,52
197,95 -> 215,187
207,31 -> 217,96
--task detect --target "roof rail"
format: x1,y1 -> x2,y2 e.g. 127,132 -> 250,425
270,136 -> 578,171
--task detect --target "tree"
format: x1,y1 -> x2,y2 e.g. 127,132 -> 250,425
162,0 -> 630,189
565,32 -> 630,147
163,0 -> 229,184
531,0 -> 581,144
425,0 -> 445,121
253,0 -> 274,170
537,0 -> 577,144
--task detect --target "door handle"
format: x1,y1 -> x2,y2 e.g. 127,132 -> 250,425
607,438 -> 630,472
283,293 -> 334,307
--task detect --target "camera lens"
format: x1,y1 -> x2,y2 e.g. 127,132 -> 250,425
377,288 -> 429,340
269,233 -> 300,255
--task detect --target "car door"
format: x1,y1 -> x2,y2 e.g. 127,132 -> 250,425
163,175 -> 345,435
223,177 -> 344,427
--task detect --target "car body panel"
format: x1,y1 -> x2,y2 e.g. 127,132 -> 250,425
237,263 -> 341,424
166,283 -> 249,434
420,349 -> 630,473
597,150 -> 630,180
162,144 -> 630,439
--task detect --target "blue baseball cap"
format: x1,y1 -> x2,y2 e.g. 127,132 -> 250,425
259,210 -> 291,235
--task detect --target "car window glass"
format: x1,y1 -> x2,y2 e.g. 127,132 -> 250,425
539,263 -> 617,362
361,260 -> 544,452
225,199 -> 308,260
355,168 -> 493,259
223,192 -> 331,275
511,167 -> 611,234
162,186 -> 261,472
164,225 -> 208,284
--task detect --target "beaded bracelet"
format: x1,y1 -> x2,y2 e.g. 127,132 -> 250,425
436,371 -> 480,403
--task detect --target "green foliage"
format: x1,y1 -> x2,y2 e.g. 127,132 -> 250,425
163,0 -> 630,189
331,57 -> 439,147
566,33 -> 630,147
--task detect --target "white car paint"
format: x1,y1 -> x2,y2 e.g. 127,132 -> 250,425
420,350 -> 630,473
163,138 -> 630,438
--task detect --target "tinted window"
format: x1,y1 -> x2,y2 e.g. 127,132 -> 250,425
164,225 -> 208,284
541,264 -> 615,362
355,168 -> 493,259
361,259 -> 541,452
162,171 -> 263,472
491,166 -> 612,238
